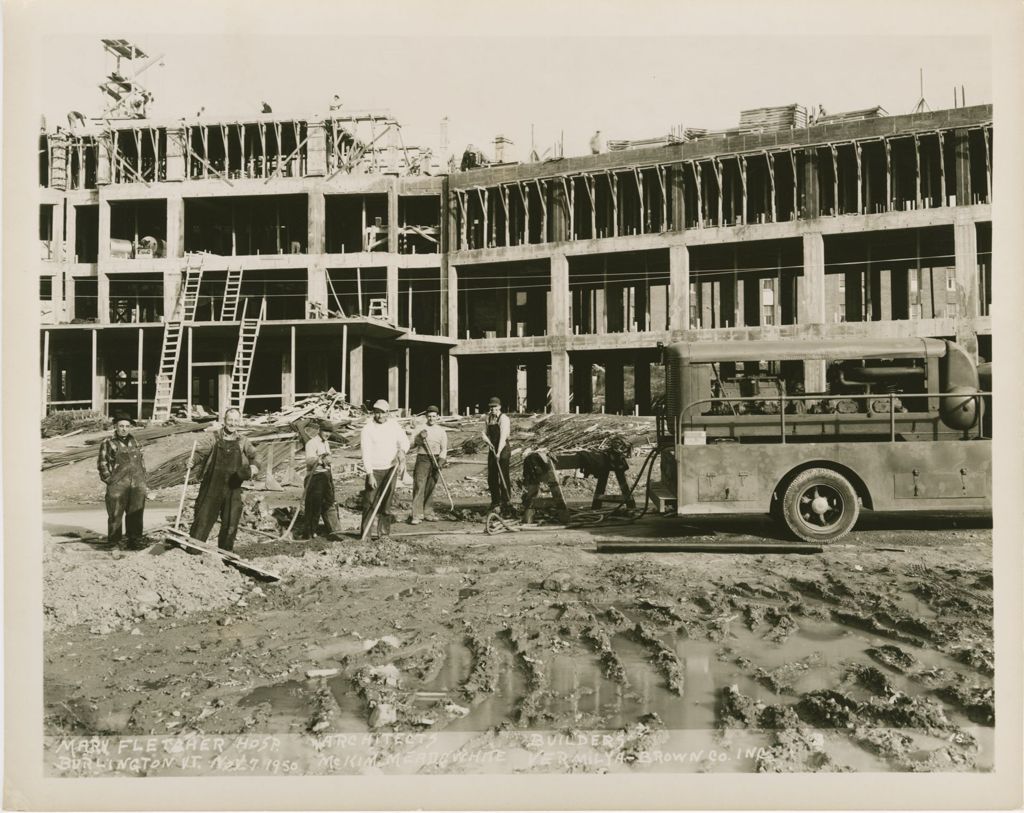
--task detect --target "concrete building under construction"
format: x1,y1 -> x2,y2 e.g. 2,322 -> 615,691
38,43 -> 993,418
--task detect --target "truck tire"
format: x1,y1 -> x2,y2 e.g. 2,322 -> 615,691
781,467 -> 860,543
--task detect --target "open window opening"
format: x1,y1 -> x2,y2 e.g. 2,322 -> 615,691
570,250 -> 670,335
325,194 -> 388,253
112,127 -> 167,184
184,195 -> 308,256
73,277 -> 98,321
238,269 -> 307,320
327,267 -> 387,318
398,268 -> 442,335
40,205 -> 55,260
108,272 -> 164,323
109,200 -> 167,258
398,195 -> 440,254
75,205 -> 99,263
457,262 -> 549,340
68,136 -> 99,190
458,352 -> 550,413
824,226 -> 956,323
968,127 -> 992,205
977,221 -> 991,317
187,121 -> 308,180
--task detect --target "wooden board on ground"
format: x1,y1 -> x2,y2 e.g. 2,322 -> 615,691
159,527 -> 281,581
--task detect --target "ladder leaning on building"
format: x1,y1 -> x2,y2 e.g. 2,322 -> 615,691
151,253 -> 204,422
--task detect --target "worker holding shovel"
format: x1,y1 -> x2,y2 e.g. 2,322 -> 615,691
482,396 -> 513,516
408,405 -> 448,524
359,400 -> 409,542
303,419 -> 340,539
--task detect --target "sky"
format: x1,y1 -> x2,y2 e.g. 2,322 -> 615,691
36,28 -> 992,165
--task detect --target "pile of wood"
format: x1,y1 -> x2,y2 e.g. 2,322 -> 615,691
41,410 -> 107,438
738,104 -> 808,131
815,106 -> 887,125
42,421 -> 206,470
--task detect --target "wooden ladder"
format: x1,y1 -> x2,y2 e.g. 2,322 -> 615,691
367,297 -> 388,319
152,254 -> 204,422
220,264 -> 244,321
229,297 -> 266,411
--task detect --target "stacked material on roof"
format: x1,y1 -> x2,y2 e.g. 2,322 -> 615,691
738,104 -> 808,132
815,106 -> 888,125
607,133 -> 686,151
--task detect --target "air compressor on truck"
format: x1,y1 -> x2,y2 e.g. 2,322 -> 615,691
650,337 -> 991,543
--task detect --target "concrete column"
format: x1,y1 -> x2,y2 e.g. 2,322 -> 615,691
97,272 -> 110,324
96,132 -> 112,187
879,269 -> 892,321
634,355 -> 651,414
550,348 -> 570,414
447,264 -> 459,339
348,342 -> 364,407
549,253 -> 570,337
953,129 -> 972,205
163,271 -> 182,320
166,196 -> 185,259
97,200 -> 111,261
668,244 -> 690,330
605,359 -> 625,414
306,119 -> 327,177
801,148 -> 819,219
307,190 -> 325,255
281,350 -> 295,408
669,164 -> 686,230
387,351 -> 400,410
388,178 -> 399,254
218,364 -> 231,415
550,180 -> 570,242
308,264 -> 328,316
65,202 -> 78,264
799,233 -> 826,325
571,357 -> 592,412
447,354 -> 459,415
386,264 -> 399,325
91,329 -> 105,412
954,219 -> 979,356
166,127 -> 186,182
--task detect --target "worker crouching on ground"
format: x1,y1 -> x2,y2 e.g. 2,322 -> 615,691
97,411 -> 148,550
189,407 -> 261,551
409,405 -> 447,524
304,419 -> 339,539
482,396 -> 513,515
360,399 -> 409,542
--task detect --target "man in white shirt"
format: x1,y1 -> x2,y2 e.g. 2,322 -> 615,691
360,399 -> 409,541
409,405 -> 448,524
303,420 -> 338,539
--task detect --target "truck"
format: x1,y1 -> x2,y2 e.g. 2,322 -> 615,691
652,337 -> 991,543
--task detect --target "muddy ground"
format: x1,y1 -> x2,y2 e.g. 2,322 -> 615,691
42,429 -> 994,776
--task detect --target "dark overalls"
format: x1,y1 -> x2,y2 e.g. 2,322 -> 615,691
304,469 -> 338,538
189,435 -> 249,551
486,415 -> 512,513
104,438 -> 148,545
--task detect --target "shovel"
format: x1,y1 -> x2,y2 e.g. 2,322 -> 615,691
175,439 -> 198,530
279,472 -> 314,542
359,456 -> 401,542
422,440 -> 455,511
483,437 -> 512,502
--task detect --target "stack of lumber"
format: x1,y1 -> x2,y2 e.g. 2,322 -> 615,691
607,133 -> 685,151
738,104 -> 807,132
815,106 -> 887,125
41,421 -> 206,470
41,409 -> 107,438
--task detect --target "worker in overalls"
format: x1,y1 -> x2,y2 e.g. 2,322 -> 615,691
482,396 -> 513,516
189,407 -> 261,551
97,412 -> 148,550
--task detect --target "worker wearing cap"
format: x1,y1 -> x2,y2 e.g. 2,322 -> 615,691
304,419 -> 338,539
360,400 -> 409,541
409,405 -> 447,524
97,411 -> 148,550
482,396 -> 512,515
189,407 -> 261,552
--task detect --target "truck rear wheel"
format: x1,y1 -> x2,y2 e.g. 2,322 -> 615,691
782,467 -> 860,543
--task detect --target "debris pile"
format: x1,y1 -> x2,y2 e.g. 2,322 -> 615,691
41,409 -> 108,438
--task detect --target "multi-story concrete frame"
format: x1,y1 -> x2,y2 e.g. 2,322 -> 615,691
39,104 -> 992,418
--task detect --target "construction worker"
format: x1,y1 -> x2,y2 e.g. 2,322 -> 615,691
360,400 -> 409,541
189,407 -> 261,552
304,419 -> 338,539
482,396 -> 512,515
97,412 -> 148,550
409,405 -> 448,524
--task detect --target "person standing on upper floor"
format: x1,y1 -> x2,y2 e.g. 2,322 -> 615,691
360,400 -> 409,542
409,405 -> 448,525
481,396 -> 512,516
97,412 -> 148,551
189,407 -> 261,552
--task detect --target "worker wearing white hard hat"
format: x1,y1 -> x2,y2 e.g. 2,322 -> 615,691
359,399 -> 409,541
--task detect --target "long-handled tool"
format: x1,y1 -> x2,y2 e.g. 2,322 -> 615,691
175,439 -> 199,530
279,469 -> 314,542
483,437 -> 512,504
359,455 -> 401,542
421,436 -> 455,511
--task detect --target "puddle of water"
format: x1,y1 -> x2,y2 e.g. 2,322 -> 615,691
418,639 -> 474,694
238,680 -> 309,714
324,677 -> 372,732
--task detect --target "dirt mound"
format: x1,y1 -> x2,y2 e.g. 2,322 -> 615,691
43,536 -> 254,633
